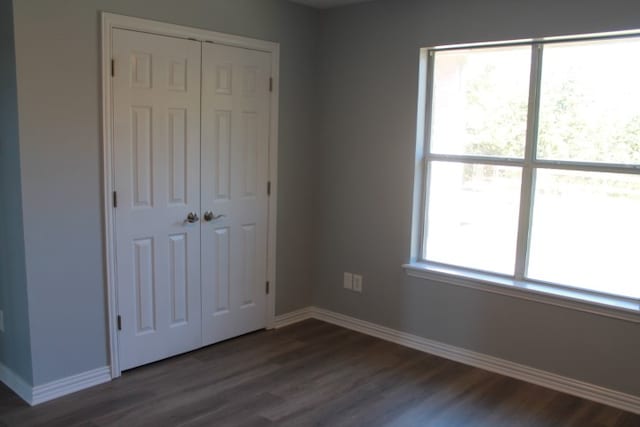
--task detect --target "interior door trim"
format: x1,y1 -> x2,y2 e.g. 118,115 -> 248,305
101,12 -> 280,378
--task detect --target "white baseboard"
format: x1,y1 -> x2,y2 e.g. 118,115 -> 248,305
1,364 -> 111,406
31,366 -> 111,405
274,306 -> 314,328
276,306 -> 640,415
0,361 -> 33,404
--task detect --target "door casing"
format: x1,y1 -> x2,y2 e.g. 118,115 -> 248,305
101,12 -> 280,378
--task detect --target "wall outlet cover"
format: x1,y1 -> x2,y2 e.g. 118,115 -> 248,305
343,272 -> 353,290
353,275 -> 363,293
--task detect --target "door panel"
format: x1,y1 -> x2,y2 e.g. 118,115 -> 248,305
113,29 -> 202,371
201,44 -> 271,345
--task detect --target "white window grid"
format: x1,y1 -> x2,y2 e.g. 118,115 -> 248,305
418,33 -> 640,303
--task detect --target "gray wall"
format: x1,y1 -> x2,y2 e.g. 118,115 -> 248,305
314,0 -> 640,396
0,0 -> 32,384
12,0 -> 317,385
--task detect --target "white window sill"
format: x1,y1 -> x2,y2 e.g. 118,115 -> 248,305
402,262 -> 640,323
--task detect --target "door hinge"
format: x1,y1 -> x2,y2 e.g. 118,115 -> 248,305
111,59 -> 115,77
269,77 -> 273,92
267,181 -> 271,196
266,281 -> 270,294
112,191 -> 118,208
117,315 -> 122,331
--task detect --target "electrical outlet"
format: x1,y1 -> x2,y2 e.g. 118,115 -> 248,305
343,272 -> 353,290
0,310 -> 4,333
353,275 -> 363,293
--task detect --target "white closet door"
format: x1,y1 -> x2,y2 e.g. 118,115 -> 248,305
200,44 -> 271,345
112,29 -> 202,371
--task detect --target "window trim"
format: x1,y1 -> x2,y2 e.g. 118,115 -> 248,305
408,30 -> 640,319
403,262 -> 640,323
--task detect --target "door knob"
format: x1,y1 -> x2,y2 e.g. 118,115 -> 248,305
203,211 -> 225,222
185,212 -> 199,223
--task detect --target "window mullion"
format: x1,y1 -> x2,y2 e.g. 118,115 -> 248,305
427,154 -> 526,167
514,43 -> 543,280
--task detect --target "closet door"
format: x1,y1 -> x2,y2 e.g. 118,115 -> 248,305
112,29 -> 202,370
200,44 -> 271,345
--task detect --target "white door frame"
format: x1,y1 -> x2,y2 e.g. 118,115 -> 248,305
101,12 -> 279,378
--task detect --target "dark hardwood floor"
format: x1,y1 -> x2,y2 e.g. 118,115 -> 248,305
1,319 -> 638,426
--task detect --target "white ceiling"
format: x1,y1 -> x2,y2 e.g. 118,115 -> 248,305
288,0 -> 376,9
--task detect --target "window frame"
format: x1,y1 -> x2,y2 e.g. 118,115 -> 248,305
408,30 -> 640,319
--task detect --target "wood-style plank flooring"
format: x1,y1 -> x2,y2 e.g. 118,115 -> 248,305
1,319 -> 638,426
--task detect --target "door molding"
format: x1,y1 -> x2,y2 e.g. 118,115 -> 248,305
101,12 -> 280,378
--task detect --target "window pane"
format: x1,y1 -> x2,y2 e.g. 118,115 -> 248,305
424,162 -> 522,274
430,46 -> 531,158
528,169 -> 640,298
538,38 -> 640,164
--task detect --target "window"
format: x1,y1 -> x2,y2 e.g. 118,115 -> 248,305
415,33 -> 640,303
